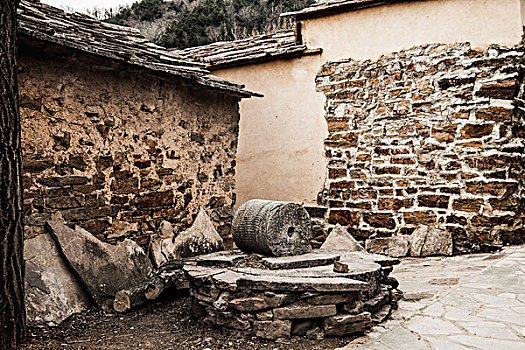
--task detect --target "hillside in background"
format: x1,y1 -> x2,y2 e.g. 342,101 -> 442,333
104,0 -> 313,49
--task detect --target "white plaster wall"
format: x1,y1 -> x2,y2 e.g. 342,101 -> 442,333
303,0 -> 524,62
213,0 -> 524,207
214,56 -> 327,206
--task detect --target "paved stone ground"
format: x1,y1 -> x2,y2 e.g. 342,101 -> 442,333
341,245 -> 525,350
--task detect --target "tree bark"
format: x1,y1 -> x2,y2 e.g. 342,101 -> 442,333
0,0 -> 26,348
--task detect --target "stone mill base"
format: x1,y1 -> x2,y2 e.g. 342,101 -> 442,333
183,250 -> 402,340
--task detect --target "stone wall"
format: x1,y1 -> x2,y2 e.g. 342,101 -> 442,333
315,42 -> 525,253
19,40 -> 241,248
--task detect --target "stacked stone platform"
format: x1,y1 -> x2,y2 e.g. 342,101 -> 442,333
183,250 -> 401,339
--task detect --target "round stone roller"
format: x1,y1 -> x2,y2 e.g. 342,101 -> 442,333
232,199 -> 312,256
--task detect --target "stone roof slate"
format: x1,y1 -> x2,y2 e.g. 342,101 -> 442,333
17,0 -> 258,98
172,31 -> 321,69
282,0 -> 414,20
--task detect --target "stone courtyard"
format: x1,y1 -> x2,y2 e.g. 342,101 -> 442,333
343,244 -> 525,349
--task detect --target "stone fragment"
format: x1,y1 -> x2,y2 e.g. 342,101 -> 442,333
261,251 -> 340,269
339,299 -> 364,314
320,224 -> 364,252
46,221 -> 154,309
237,275 -> 368,292
255,310 -> 274,320
24,233 -> 90,326
323,311 -> 371,328
273,303 -> 337,319
172,209 -> 224,259
149,222 -> 177,268
306,326 -> 325,340
254,320 -> 291,339
409,226 -> 453,257
229,292 -> 296,312
365,236 -> 409,257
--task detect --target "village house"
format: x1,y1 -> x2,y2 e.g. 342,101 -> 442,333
176,0 -> 525,253
17,0 -> 256,249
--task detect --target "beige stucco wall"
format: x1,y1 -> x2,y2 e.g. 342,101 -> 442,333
214,56 -> 327,206
213,0 -> 524,208
303,0 -> 525,62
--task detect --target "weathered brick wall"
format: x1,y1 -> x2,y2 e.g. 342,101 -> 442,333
315,42 -> 524,253
19,40 -> 240,248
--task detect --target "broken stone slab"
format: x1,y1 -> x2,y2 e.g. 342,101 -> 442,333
24,233 -> 90,327
237,275 -> 368,293
261,251 -> 341,270
254,320 -> 291,339
183,265 -> 227,285
320,225 -> 365,252
195,250 -> 246,267
171,208 -> 224,259
365,236 -> 410,257
409,225 -> 453,257
211,271 -> 247,291
322,312 -> 371,336
273,303 -> 337,319
46,221 -> 154,309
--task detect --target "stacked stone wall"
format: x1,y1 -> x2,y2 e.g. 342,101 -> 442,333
315,42 -> 525,253
19,41 -> 240,248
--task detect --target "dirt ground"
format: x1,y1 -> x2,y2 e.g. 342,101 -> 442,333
19,291 -> 356,350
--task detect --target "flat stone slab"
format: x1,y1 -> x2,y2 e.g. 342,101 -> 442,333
340,251 -> 400,267
323,311 -> 371,327
307,292 -> 359,305
237,275 -> 367,292
273,303 -> 337,319
195,250 -> 246,267
261,251 -> 341,270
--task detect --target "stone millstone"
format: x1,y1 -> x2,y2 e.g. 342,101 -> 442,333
232,199 -> 312,256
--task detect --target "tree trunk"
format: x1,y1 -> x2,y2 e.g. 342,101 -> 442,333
0,0 -> 26,348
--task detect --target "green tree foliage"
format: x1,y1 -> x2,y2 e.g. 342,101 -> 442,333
107,0 -> 314,49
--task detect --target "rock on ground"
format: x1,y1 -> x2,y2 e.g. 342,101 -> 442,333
149,220 -> 177,268
24,233 -> 91,326
46,221 -> 154,309
365,236 -> 410,257
172,208 -> 224,259
409,225 -> 453,257
321,225 -> 364,252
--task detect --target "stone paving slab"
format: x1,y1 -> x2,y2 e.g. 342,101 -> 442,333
340,245 -> 525,350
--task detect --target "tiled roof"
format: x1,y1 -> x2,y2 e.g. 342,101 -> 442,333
172,31 -> 321,69
281,0 -> 411,20
17,0 -> 258,97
